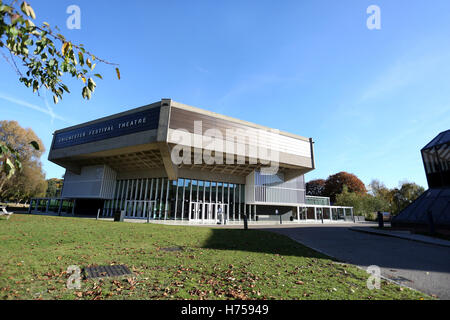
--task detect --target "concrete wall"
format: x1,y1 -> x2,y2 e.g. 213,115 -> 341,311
62,165 -> 117,199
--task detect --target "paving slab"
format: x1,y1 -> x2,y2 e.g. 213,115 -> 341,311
263,224 -> 450,299
351,227 -> 450,248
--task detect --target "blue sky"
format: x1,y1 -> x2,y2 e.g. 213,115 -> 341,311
1,0 -> 449,189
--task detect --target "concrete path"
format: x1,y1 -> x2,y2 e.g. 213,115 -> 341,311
352,227 -> 450,248
262,224 -> 450,299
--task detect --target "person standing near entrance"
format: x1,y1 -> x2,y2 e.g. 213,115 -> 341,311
276,209 -> 281,224
217,206 -> 223,225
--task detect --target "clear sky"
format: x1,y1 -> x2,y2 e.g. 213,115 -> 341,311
1,0 -> 449,189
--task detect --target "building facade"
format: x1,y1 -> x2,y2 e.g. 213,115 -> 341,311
392,129 -> 450,231
32,99 -> 353,223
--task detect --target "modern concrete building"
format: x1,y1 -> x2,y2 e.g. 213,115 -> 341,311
392,129 -> 450,232
30,99 -> 353,223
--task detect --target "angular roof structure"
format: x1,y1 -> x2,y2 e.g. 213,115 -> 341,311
392,130 -> 450,229
391,188 -> 450,227
422,129 -> 450,150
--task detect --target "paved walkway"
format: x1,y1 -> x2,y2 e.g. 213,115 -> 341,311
263,224 -> 450,299
351,227 -> 450,248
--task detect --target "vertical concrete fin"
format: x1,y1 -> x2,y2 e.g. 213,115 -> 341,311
157,98 -> 172,142
159,143 -> 178,180
157,99 -> 178,180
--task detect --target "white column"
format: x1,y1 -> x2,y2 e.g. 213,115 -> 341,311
147,179 -> 154,223
120,180 -> 127,214
202,181 -> 206,221
132,179 -> 139,217
238,185 -> 241,220
138,179 -> 144,217
165,179 -> 170,220
181,179 -> 186,221
314,207 -> 317,220
154,178 -> 159,219
143,178 -> 149,218
159,178 -> 165,218
227,184 -> 230,221
233,184 -> 236,221
174,182 -> 179,220
188,180 -> 193,221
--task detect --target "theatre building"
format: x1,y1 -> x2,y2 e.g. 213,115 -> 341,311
30,99 -> 353,223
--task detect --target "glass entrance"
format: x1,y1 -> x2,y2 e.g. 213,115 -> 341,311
125,200 -> 156,219
190,202 -> 228,223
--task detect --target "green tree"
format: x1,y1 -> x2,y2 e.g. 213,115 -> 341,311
0,120 -> 44,194
323,172 -> 367,202
390,181 -> 425,215
335,185 -> 389,219
335,186 -> 366,216
45,178 -> 63,198
1,1 -> 120,179
0,1 -> 119,103
306,179 -> 326,196
1,158 -> 46,202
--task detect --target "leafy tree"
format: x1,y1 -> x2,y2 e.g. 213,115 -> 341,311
0,120 -> 44,196
306,179 -> 326,196
335,185 -> 389,218
369,179 -> 393,207
335,186 -> 365,216
45,177 -> 63,198
0,0 -> 119,104
1,158 -> 46,202
0,1 -> 120,179
390,181 -> 425,215
323,171 -> 367,202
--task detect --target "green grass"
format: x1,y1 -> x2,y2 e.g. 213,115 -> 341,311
0,214 -> 430,300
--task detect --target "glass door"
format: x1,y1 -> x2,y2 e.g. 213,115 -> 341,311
145,201 -> 155,220
205,203 -> 215,221
189,202 -> 202,221
216,203 -> 228,224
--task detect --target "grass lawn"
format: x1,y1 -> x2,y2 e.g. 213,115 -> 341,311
0,214 -> 430,300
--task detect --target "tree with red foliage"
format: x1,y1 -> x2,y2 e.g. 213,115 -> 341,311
323,172 -> 367,202
306,179 -> 326,196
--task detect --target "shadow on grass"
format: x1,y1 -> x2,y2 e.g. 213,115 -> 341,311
200,227 -> 330,260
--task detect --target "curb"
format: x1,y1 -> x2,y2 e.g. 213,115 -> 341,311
349,228 -> 450,248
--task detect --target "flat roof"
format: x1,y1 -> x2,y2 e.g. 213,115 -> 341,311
53,99 -> 311,142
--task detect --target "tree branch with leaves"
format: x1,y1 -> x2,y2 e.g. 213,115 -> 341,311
0,0 -> 120,104
0,1 -> 120,180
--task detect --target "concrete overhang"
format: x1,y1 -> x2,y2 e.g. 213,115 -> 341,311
49,99 -> 315,181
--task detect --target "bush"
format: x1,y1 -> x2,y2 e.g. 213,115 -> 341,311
335,185 -> 390,217
364,212 -> 377,221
